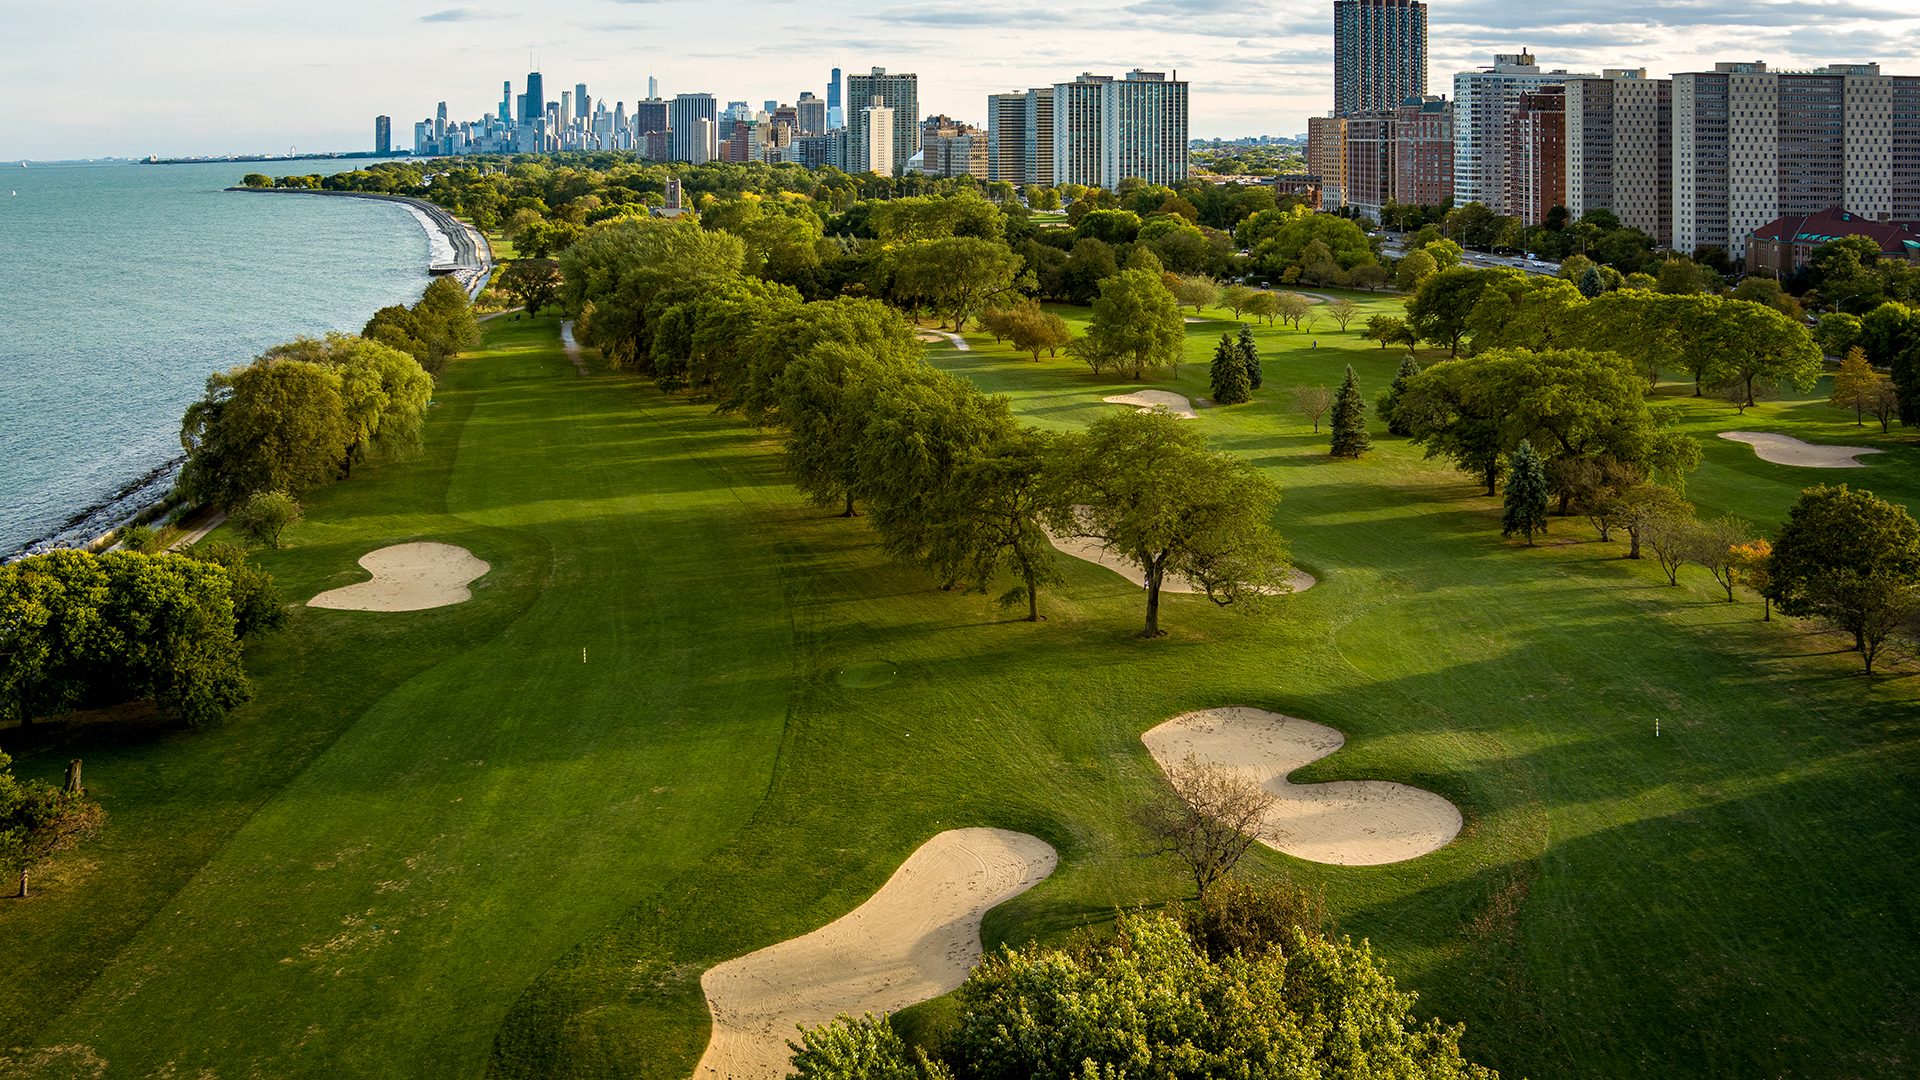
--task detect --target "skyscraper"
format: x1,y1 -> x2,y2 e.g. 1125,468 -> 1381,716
1452,53 -> 1593,213
523,72 -> 544,124
635,97 -> 669,140
1333,0 -> 1427,117
1024,88 -> 1054,187
500,81 -> 512,123
375,115 -> 391,155
988,92 -> 1029,183
796,92 -> 827,136
649,76 -> 658,99
669,93 -> 718,162
1052,74 -> 1109,188
860,96 -> 896,175
848,68 -> 917,171
435,102 -> 448,139
827,67 -> 843,130
576,83 -> 591,123
1100,70 -> 1187,190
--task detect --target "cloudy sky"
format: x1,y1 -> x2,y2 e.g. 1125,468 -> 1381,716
8,0 -> 1920,160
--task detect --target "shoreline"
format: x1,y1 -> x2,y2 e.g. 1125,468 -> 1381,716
5,191 -> 491,562
226,187 -> 495,299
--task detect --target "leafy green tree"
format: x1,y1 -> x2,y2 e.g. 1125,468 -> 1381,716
1068,268 -> 1186,380
1006,304 -> 1074,362
1577,265 -> 1606,299
1686,515 -> 1755,602
1831,347 -> 1881,425
1218,283 -> 1256,320
1465,275 -> 1584,354
930,427 -> 1065,622
1043,410 -> 1289,636
949,912 -> 1499,1080
177,357 -> 353,510
1362,314 -> 1414,350
1058,237 -> 1119,305
182,542 -> 285,638
254,334 -> 434,473
1396,248 -> 1437,291
416,275 -> 482,362
892,236 -> 1026,333
1243,289 -> 1281,326
560,217 -> 747,371
1173,274 -> 1220,314
1330,365 -> 1370,457
1407,267 -> 1516,356
1763,484 -> 1920,670
1074,208 -> 1143,244
788,1013 -> 949,1080
498,258 -> 563,315
1612,482 -> 1692,560
362,304 -> 430,365
234,490 -> 303,549
730,297 -> 913,425
869,193 -> 1005,242
1706,300 -> 1824,407
1814,312 -> 1863,358
1209,333 -> 1251,404
1277,291 -> 1315,330
1377,353 -> 1421,436
1501,440 -> 1550,544
1642,497 -> 1699,584
1236,205 -> 1377,279
1235,324 -> 1262,389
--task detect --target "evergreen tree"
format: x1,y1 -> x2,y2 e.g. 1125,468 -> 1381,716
1209,332 -> 1251,404
1502,439 -> 1551,544
1378,353 -> 1420,436
1329,364 -> 1371,457
1234,324 -> 1263,389
1577,265 -> 1606,299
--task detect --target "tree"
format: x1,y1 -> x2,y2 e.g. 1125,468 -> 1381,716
1501,440 -> 1550,545
1830,346 -> 1881,425
1243,290 -> 1281,326
1868,376 -> 1903,433
1707,299 -> 1824,407
177,357 -> 353,510
1643,499 -> 1699,585
1396,248 -> 1438,291
1210,332 -> 1252,405
1277,291 -> 1314,330
1,749 -> 106,899
948,912 -> 1499,1080
1687,515 -> 1754,602
182,542 -> 285,638
1173,274 -> 1220,314
1068,267 -> 1186,380
1377,354 -> 1420,436
1613,483 -> 1693,561
1731,539 -> 1774,619
788,1014 -> 949,1080
1137,754 -> 1274,898
1293,384 -> 1334,434
1577,265 -> 1606,299
1042,410 -> 1289,636
1218,283 -> 1257,320
1235,324 -> 1263,389
1058,237 -> 1119,305
1006,305 -> 1073,362
930,428 -> 1064,622
1408,267 -> 1518,356
1806,568 -> 1919,675
1326,297 -> 1359,331
1362,314 -> 1415,350
892,236 -> 1025,333
234,490 -> 303,549
1329,365 -> 1370,457
498,258 -> 562,315
1763,484 -> 1920,668
778,340 -> 918,517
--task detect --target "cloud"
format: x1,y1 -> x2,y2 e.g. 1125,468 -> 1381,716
420,8 -> 515,21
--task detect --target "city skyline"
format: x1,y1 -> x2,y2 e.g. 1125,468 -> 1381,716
7,0 -> 1920,161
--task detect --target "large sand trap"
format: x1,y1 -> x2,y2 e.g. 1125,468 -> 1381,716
307,542 -> 490,612
1102,389 -> 1197,419
1719,430 -> 1883,468
1142,707 -> 1460,866
1044,530 -> 1314,595
695,828 -> 1056,1080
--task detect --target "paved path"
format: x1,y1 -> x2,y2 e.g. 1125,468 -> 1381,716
559,321 -> 589,375
915,328 -> 972,351
163,511 -> 228,551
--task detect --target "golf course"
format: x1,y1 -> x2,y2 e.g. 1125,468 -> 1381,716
3,291 -> 1918,1080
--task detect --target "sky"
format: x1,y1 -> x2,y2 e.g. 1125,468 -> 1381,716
7,0 -> 1920,161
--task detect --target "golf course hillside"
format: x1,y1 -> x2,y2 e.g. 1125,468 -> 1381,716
4,281 -> 1919,1080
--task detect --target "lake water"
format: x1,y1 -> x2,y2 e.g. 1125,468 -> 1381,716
0,161 -> 437,555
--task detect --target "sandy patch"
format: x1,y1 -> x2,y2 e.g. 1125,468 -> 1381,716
307,542 -> 490,612
1142,707 -> 1459,866
1102,390 -> 1197,419
695,828 -> 1056,1080
1719,430 -> 1883,468
914,328 -> 972,351
559,320 -> 589,375
1045,530 -> 1314,595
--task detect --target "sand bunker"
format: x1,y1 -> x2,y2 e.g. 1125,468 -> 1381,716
1044,530 -> 1314,595
307,542 -> 490,612
695,828 -> 1056,1080
1142,707 -> 1460,866
1102,390 -> 1197,419
1719,431 -> 1883,468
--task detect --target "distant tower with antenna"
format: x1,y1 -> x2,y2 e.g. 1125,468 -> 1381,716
827,66 -> 843,130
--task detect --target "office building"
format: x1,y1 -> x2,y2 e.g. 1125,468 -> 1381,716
1392,94 -> 1453,208
523,72 -> 544,123
1674,62 -> 1920,257
847,68 -> 919,174
669,93 -> 718,163
375,115 -> 391,155
500,82 -> 512,123
828,67 -> 843,130
634,98 -> 668,139
1334,0 -> 1428,117
1452,53 -> 1593,215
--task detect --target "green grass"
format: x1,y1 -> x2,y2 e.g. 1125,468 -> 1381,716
5,303 -> 1918,1080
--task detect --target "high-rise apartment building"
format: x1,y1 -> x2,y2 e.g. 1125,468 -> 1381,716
1507,86 -> 1566,227
1307,115 -> 1348,209
1343,112 -> 1394,218
1392,95 -> 1453,208
858,96 -> 896,175
1333,0 -> 1427,116
375,115 -> 391,155
1673,62 -> 1920,257
668,93 -> 717,163
796,92 -> 827,136
1561,70 -> 1670,241
1453,54 -> 1593,215
847,68 -> 919,174
920,117 -> 988,178
1052,74 -> 1109,188
1102,69 -> 1188,189
634,98 -> 668,138
1025,88 -> 1055,187
988,92 -> 1029,184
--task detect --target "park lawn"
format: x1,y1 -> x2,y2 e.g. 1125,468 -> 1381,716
6,302 -> 1918,1080
500,304 -> 1919,1080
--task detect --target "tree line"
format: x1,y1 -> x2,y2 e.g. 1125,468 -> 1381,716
559,214 -> 1290,636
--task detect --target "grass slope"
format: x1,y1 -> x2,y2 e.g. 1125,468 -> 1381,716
7,297 -> 1919,1080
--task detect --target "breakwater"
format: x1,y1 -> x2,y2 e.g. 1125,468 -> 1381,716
228,188 -> 494,298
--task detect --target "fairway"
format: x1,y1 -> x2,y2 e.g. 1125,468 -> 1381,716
5,301 -> 1919,1080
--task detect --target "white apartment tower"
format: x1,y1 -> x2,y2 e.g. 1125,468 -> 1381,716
1453,54 -> 1594,215
1051,70 -> 1187,191
860,97 -> 895,175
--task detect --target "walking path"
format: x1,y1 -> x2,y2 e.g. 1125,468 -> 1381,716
163,511 -> 228,551
559,321 -> 589,375
914,328 -> 972,351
